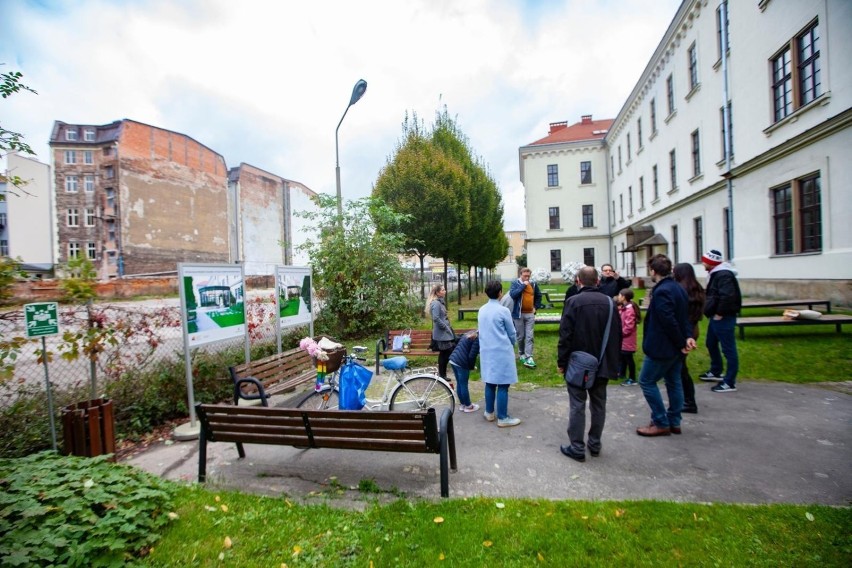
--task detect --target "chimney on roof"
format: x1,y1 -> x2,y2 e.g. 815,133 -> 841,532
548,121 -> 568,135
581,115 -> 593,124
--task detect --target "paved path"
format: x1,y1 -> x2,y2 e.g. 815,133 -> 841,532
126,381 -> 852,509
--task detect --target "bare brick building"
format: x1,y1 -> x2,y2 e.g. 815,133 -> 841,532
49,119 -> 230,278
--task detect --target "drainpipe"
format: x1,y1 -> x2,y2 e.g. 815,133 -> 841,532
720,0 -> 734,260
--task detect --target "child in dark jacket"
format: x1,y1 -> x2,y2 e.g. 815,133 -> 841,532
449,330 -> 480,412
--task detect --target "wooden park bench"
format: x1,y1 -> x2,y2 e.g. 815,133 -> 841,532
195,404 -> 458,497
228,346 -> 318,406
375,328 -> 473,374
736,314 -> 852,339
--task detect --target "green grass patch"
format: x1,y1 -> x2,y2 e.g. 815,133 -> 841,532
144,485 -> 851,567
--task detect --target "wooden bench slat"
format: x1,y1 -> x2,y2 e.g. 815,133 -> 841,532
736,314 -> 852,339
229,347 -> 317,406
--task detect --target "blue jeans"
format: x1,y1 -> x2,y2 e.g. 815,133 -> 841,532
706,315 -> 738,386
638,355 -> 684,428
484,383 -> 510,419
450,364 -> 472,406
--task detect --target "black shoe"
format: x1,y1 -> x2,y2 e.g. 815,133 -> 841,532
682,405 -> 698,414
560,445 -> 586,462
589,449 -> 601,457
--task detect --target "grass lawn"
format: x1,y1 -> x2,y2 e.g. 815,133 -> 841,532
144,486 -> 851,566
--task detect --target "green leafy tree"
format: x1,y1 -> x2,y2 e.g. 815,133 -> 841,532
1,65 -> 38,200
297,194 -> 417,338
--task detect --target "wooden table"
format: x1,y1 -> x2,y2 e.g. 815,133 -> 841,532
736,314 -> 852,339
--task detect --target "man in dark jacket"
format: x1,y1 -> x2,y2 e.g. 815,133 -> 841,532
698,249 -> 743,393
636,254 -> 696,437
598,264 -> 631,298
557,266 -> 622,461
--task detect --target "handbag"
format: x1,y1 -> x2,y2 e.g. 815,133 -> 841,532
391,329 -> 411,352
338,360 -> 373,410
565,299 -> 614,390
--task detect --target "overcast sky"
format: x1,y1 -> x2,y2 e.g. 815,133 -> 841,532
2,0 -> 681,231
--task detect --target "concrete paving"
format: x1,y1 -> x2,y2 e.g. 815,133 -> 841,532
125,380 -> 852,509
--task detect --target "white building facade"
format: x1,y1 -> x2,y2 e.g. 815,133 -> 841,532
521,0 -> 852,303
1,153 -> 55,275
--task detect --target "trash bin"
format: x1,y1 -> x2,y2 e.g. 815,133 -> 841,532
61,398 -> 116,459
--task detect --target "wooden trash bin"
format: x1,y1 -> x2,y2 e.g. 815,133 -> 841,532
61,398 -> 116,459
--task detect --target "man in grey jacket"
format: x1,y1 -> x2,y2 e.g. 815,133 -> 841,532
556,266 -> 622,462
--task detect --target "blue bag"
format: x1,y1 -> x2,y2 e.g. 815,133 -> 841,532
338,362 -> 373,410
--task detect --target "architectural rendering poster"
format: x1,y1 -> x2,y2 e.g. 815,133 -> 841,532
275,265 -> 312,329
179,263 -> 247,347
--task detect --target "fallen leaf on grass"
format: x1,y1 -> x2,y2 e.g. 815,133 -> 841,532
483,541 -> 493,548
221,504 -> 229,512
167,512 -> 179,520
615,509 -> 625,518
805,512 -> 815,521
215,495 -> 221,502
292,545 -> 302,557
439,552 -> 445,560
495,502 -> 505,509
538,552 -> 545,561
434,517 -> 444,524
204,506 -> 217,512
223,536 -> 232,549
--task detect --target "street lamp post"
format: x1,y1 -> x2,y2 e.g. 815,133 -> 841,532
335,79 -> 368,219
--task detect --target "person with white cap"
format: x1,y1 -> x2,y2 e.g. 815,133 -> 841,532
699,249 -> 742,392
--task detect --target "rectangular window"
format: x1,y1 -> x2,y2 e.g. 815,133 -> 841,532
84,129 -> 96,142
691,129 -> 701,177
672,225 -> 679,264
583,248 -> 595,267
107,220 -> 116,242
626,134 -> 632,161
610,156 -> 615,179
618,146 -> 622,172
772,20 -> 821,123
800,173 -> 822,252
0,240 -> 7,256
669,150 -> 677,190
66,130 -> 78,141
619,194 -> 624,222
666,74 -> 675,115
84,150 -> 93,164
64,150 -> 76,164
106,187 -> 115,209
65,175 -> 78,193
719,102 -> 733,159
548,207 -> 560,230
87,242 -> 97,260
105,166 -> 114,179
639,177 -> 645,209
773,184 -> 793,254
547,164 -> 559,187
798,21 -> 821,107
68,242 -> 80,259
611,200 -> 616,226
84,175 -> 95,192
580,161 -> 592,184
582,205 -> 594,228
550,249 -> 562,272
628,186 -> 633,216
67,208 -> 79,227
637,118 -> 643,149
716,1 -> 729,59
694,217 -> 704,263
688,43 -> 699,90
652,165 -> 659,200
85,208 -> 96,227
0,213 -> 6,227
650,99 -> 657,133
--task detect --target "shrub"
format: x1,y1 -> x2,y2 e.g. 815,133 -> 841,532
0,451 -> 176,565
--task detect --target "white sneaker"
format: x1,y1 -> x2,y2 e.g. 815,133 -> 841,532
461,404 -> 480,413
497,416 -> 521,428
484,411 -> 496,422
699,371 -> 724,382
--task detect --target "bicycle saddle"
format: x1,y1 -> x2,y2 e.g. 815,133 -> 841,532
382,356 -> 408,371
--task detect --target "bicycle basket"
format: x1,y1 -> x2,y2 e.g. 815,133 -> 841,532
322,347 -> 347,372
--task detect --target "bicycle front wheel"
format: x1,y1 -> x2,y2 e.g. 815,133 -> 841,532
296,386 -> 340,410
389,375 -> 455,414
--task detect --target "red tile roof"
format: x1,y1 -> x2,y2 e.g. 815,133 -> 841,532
527,115 -> 614,146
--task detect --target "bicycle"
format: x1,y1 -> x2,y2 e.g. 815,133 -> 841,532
296,346 -> 456,414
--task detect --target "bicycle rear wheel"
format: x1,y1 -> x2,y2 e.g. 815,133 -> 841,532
296,386 -> 340,410
389,375 -> 455,414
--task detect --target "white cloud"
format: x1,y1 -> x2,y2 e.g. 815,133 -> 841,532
1,0 -> 681,231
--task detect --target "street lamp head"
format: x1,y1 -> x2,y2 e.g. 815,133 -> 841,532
349,79 -> 367,107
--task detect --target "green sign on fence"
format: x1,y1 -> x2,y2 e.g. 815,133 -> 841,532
24,302 -> 60,338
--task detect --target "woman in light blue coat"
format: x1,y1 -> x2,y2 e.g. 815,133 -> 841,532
477,280 -> 521,427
